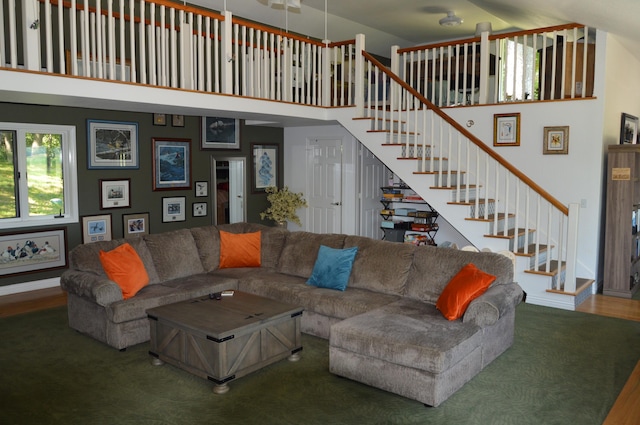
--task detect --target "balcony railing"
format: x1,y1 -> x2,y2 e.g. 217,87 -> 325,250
396,23 -> 596,107
1,0 -> 358,107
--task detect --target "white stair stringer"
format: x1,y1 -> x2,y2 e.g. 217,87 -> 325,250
336,109 -> 586,310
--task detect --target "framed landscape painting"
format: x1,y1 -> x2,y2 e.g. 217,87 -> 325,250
152,138 -> 192,190
201,117 -> 240,149
87,120 -> 139,169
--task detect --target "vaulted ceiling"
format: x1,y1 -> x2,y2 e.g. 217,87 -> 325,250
194,0 -> 640,59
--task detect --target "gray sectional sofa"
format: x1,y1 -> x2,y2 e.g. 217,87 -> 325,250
60,222 -> 523,407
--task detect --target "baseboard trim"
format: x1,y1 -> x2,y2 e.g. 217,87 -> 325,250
525,293 -> 576,311
0,278 -> 60,296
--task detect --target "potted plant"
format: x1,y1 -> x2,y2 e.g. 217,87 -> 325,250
260,186 -> 308,227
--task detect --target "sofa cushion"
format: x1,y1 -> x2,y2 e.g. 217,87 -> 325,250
277,232 -> 346,278
307,245 -> 358,291
436,263 -> 496,320
190,226 -> 221,272
242,223 -> 288,269
219,230 -> 261,268
330,298 -> 482,374
144,229 -> 204,281
99,243 -> 149,299
344,236 -> 415,296
237,271 -> 400,320
69,238 -> 160,285
404,246 -> 514,304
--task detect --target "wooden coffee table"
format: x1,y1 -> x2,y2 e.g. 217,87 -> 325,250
147,290 -> 303,394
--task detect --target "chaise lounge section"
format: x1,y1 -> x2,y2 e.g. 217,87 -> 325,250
60,222 -> 523,406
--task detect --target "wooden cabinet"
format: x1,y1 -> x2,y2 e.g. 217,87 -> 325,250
539,42 -> 595,99
603,144 -> 640,298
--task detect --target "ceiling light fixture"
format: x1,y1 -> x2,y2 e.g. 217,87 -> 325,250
268,0 -> 301,9
439,11 -> 463,27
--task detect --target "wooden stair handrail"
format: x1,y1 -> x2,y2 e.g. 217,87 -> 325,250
362,50 -> 569,216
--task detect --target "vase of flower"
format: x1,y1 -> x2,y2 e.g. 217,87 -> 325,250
260,186 -> 307,227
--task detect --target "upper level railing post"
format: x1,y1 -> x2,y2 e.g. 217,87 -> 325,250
478,30 -> 491,105
22,0 -> 41,70
220,10 -> 233,95
321,40 -> 331,106
390,45 -> 399,109
354,34 -> 365,116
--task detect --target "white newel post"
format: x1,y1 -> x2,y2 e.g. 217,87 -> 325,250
220,10 -> 233,95
354,34 -> 365,116
564,203 -> 580,293
478,30 -> 490,105
390,45 -> 399,110
22,0 -> 41,70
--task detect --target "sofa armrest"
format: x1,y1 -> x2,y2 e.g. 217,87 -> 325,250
60,270 -> 123,307
462,282 -> 524,327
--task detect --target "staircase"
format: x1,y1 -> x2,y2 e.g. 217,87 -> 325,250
337,52 -> 593,311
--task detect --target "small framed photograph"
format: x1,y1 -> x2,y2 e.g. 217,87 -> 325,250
195,181 -> 208,197
153,113 -> 167,126
87,119 -> 139,169
251,143 -> 278,192
81,214 -> 112,244
201,117 -> 240,149
100,178 -> 131,209
193,202 -> 207,217
172,115 -> 185,127
493,113 -> 520,146
123,212 -> 149,238
162,197 -> 186,222
543,126 -> 569,155
620,113 -> 639,144
152,138 -> 192,191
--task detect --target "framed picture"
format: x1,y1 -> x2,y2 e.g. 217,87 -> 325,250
195,181 -> 208,197
123,212 -> 149,238
193,202 -> 207,217
543,126 -> 569,154
87,120 -> 139,169
0,228 -> 67,277
153,113 -> 167,126
201,117 -> 240,149
152,138 -> 192,191
620,113 -> 639,144
493,113 -> 521,146
162,197 -> 186,222
100,178 -> 131,209
252,144 -> 278,192
172,115 -> 185,127
81,214 -> 112,244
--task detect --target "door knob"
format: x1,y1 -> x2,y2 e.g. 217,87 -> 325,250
331,202 -> 342,206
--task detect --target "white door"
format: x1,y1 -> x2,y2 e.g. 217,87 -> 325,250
306,138 -> 342,234
358,146 -> 386,239
228,159 -> 246,223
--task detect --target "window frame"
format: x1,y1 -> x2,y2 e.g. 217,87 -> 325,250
0,122 -> 78,229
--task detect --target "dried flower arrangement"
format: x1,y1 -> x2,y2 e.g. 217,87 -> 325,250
259,186 -> 308,226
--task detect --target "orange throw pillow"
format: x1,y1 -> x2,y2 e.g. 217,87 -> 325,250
99,243 -> 149,299
219,230 -> 261,269
436,263 -> 496,321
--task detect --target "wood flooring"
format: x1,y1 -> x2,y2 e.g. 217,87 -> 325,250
0,287 -> 638,421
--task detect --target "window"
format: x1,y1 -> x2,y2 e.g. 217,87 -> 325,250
0,123 -> 78,228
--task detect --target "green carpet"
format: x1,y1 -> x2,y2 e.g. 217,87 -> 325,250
1,303 -> 639,425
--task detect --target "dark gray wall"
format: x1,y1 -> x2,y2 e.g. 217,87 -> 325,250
0,102 -> 283,286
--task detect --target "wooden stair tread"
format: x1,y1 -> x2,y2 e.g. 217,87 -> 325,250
524,259 -> 562,276
547,278 -> 594,296
432,185 -> 478,190
381,143 -> 432,147
465,213 -> 514,222
484,228 -> 537,239
515,244 -> 551,257
446,196 -> 491,203
398,157 -> 447,161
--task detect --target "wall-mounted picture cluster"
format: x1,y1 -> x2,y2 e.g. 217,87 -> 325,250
83,116 -> 209,244
493,113 -> 570,155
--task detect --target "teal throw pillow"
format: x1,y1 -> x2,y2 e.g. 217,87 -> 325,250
306,245 -> 358,291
